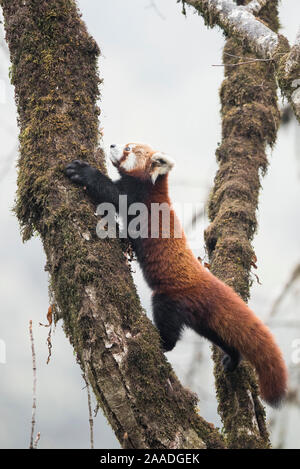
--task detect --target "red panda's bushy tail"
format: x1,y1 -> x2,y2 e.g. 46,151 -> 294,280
209,278 -> 288,407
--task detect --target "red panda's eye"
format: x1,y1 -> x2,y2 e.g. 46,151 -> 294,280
124,146 -> 131,152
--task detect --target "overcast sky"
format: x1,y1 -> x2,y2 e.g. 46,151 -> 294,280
0,0 -> 300,449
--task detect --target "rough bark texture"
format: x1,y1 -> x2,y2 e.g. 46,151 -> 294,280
184,0 -> 300,122
0,0 -> 225,449
203,0 -> 280,448
246,0 -> 270,15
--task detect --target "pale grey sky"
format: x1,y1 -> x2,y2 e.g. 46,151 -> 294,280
0,0 -> 299,449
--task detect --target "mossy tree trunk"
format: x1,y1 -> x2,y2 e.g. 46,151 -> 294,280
203,0 -> 280,448
0,0 -> 225,449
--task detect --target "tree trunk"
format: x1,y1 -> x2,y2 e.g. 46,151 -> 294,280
203,0 -> 280,449
0,0 -> 225,449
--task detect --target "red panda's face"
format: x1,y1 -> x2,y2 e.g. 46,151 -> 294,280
110,142 -> 175,184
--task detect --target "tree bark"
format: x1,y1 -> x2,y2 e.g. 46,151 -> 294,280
184,0 -> 300,122
0,0 -> 225,449
203,0 -> 280,448
245,0 -> 271,15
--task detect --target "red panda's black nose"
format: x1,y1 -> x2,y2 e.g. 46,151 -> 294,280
110,144 -> 116,148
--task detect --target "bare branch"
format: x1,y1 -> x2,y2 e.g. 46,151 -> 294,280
145,0 -> 166,20
29,320 -> 38,449
33,432 -> 41,450
83,367 -> 94,450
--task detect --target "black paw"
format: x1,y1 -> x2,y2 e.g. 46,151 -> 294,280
161,340 -> 176,353
65,160 -> 97,188
222,353 -> 240,372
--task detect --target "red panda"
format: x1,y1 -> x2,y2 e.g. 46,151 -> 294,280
65,142 -> 288,407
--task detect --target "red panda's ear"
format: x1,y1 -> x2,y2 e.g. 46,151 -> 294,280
150,152 -> 175,184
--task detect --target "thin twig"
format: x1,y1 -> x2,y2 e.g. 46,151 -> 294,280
82,366 -> 94,449
29,320 -> 38,449
212,57 -> 273,67
185,206 -> 206,233
33,432 -> 41,449
268,264 -> 300,318
145,0 -> 166,20
39,305 -> 53,364
46,329 -> 53,365
185,188 -> 210,233
224,51 -> 270,61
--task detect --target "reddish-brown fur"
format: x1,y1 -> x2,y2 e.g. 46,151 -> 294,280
119,145 -> 288,407
66,143 -> 288,406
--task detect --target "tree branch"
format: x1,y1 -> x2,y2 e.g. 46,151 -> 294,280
185,0 -> 280,57
184,0 -> 300,122
284,26 -> 300,109
203,0 -> 281,448
245,0 -> 271,15
0,0 -> 224,449
29,320 -> 38,449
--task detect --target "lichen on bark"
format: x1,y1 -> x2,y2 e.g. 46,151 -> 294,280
0,0 -> 225,449
203,0 -> 280,449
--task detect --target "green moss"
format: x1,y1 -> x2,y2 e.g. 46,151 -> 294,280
203,1 -> 279,449
213,348 -> 270,449
1,0 -> 227,449
258,0 -> 280,32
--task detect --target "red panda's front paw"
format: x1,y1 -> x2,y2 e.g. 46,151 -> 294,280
65,160 -> 98,188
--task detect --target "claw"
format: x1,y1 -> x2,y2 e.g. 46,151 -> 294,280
66,160 -> 89,171
65,160 -> 93,188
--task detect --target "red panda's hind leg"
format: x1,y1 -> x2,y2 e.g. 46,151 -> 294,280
152,292 -> 241,370
191,317 -> 241,372
222,350 -> 241,372
152,293 -> 186,352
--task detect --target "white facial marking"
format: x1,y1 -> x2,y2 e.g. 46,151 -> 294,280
110,143 -> 138,172
121,151 -> 137,171
110,144 -> 126,163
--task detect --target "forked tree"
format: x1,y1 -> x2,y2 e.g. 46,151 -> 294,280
0,0 -> 299,449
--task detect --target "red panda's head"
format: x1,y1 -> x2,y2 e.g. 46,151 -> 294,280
110,142 -> 175,184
